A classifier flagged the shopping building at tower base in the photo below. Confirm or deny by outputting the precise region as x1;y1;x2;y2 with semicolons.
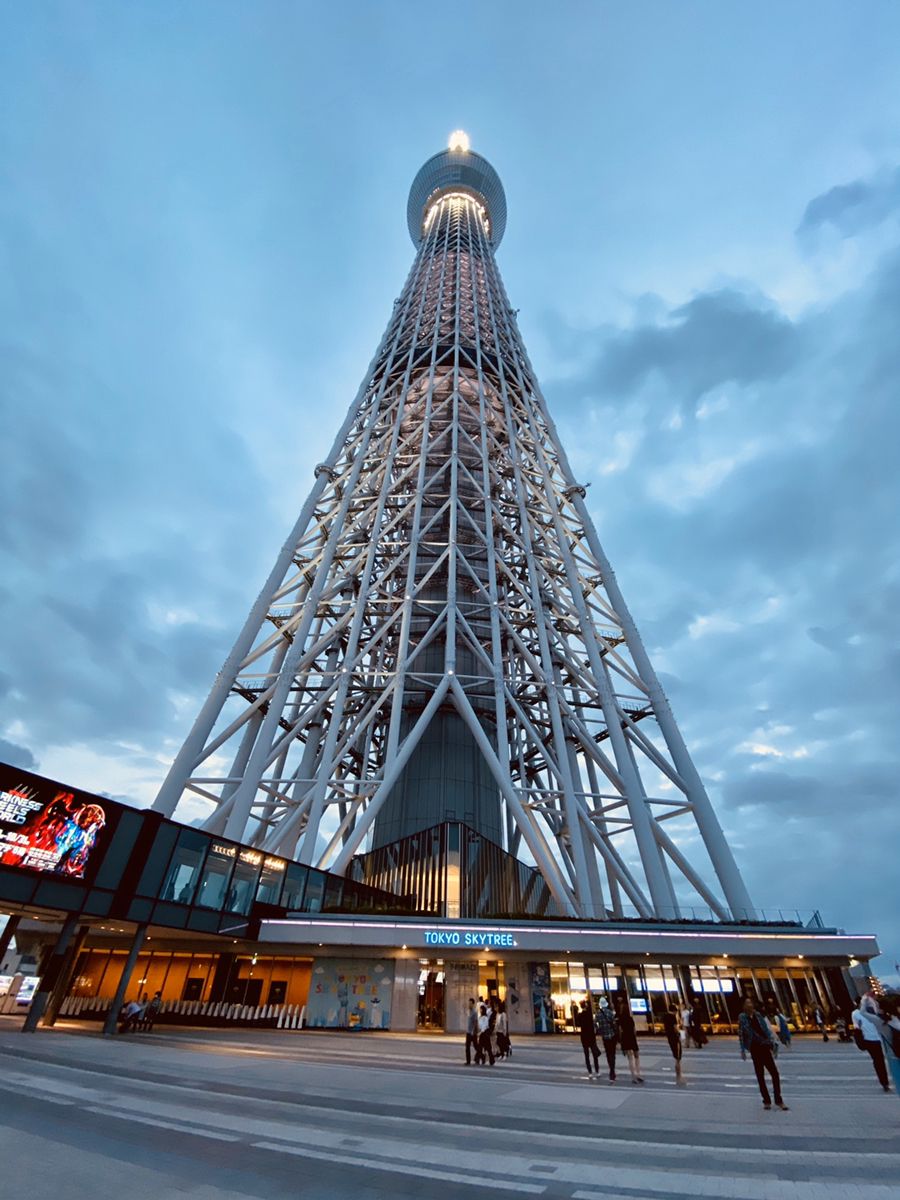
0;763;880;1038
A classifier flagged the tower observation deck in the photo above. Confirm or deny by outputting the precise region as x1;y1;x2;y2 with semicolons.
153;135;755;924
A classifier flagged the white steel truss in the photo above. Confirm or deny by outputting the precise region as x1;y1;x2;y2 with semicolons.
154;149;755;922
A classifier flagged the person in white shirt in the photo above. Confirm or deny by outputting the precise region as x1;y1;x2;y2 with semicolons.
852;993;890;1091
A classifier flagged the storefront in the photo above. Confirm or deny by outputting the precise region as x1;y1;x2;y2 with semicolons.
252;915;876;1036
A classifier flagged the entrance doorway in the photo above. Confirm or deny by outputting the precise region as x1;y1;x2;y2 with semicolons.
417;962;445;1030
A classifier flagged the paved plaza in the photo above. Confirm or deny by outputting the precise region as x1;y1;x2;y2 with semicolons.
0;1019;898;1199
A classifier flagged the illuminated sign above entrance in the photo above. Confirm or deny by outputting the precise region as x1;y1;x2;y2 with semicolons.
423;929;517;948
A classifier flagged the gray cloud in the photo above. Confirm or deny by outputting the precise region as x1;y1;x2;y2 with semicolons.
798;167;900;238
541;190;900;963
591;289;799;415
0;739;37;771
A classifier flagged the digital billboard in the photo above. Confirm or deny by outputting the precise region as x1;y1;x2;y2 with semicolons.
0;766;115;881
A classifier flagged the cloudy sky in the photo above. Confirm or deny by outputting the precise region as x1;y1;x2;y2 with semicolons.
2;3;899;977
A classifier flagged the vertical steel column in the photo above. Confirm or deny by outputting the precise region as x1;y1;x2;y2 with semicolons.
102;925;149;1037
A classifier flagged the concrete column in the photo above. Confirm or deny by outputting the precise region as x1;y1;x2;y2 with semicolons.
22;915;80;1032
390;958;419;1032
101;925;148;1037
43;924;91;1027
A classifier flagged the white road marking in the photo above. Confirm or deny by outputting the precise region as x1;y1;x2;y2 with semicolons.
83;1105;239;1141
250;1139;547;1193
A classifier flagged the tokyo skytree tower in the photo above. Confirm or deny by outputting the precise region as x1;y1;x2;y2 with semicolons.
154;133;754;923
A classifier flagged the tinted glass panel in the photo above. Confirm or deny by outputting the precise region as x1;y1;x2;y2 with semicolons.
128;898;153;922
225;848;262;914
33;879;85;910
323;876;343;910
160;829;208;905
136;823;179;896
256;855;287;906
195;841;236;910
93;810;143;890
152;901;189;928
281;864;307;909
304;869;325;913
83;890;113;915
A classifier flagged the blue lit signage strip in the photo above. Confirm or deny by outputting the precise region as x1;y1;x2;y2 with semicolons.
424;930;516;948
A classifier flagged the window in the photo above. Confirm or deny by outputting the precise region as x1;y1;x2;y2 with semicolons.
256;855;287;906
304;869;325;913
160;829;208;905
281;864;308;910
225;848;262;914
195;842;236;910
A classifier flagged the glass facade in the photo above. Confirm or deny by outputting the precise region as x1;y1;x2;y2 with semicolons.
350;821;564;919
530;958;847;1035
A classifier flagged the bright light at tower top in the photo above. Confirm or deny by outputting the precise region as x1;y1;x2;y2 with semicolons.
448;130;470;153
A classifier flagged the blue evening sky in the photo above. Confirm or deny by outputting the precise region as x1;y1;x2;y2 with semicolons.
2;3;899;978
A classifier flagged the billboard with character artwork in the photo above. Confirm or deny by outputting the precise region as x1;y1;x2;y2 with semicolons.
0;769;112;880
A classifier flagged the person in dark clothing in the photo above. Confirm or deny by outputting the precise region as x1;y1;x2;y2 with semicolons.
465;997;478;1064
577;999;601;1081
475;1004;495;1066
739;997;788;1111
688;1000;707;1048
661;1005;685;1085
595;998;619;1082
615;997;644;1083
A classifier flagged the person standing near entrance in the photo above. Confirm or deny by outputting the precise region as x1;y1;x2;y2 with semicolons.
852;993;890;1092
814;1004;829;1042
576;999;601;1081
465;997;478;1065
595;997;618;1082
661;1005;685;1085
739;996;789;1111
615;997;644;1084
475;1004;495;1066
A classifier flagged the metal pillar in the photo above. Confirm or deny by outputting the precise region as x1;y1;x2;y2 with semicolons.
43;924;90;1027
101;925;148;1038
22;914;79;1033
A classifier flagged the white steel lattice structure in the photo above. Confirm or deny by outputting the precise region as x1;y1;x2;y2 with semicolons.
154;137;755;922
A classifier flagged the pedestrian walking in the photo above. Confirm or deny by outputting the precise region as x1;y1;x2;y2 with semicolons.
576;998;601;1081
142;990;162;1031
688;1000;707;1049
495;1001;510;1059
852;992;891;1092
615;997;644;1084
813;1004;829;1042
764;998;791;1051
465;997;478;1064
680;1002;692;1048
661;1005;685;1085
882;996;900;1095
475;1003;495;1066
739;996;788;1111
595;997;618;1082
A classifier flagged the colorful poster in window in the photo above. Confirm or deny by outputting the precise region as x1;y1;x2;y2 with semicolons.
0;772;111;880
532;962;554;1033
306;958;393;1029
